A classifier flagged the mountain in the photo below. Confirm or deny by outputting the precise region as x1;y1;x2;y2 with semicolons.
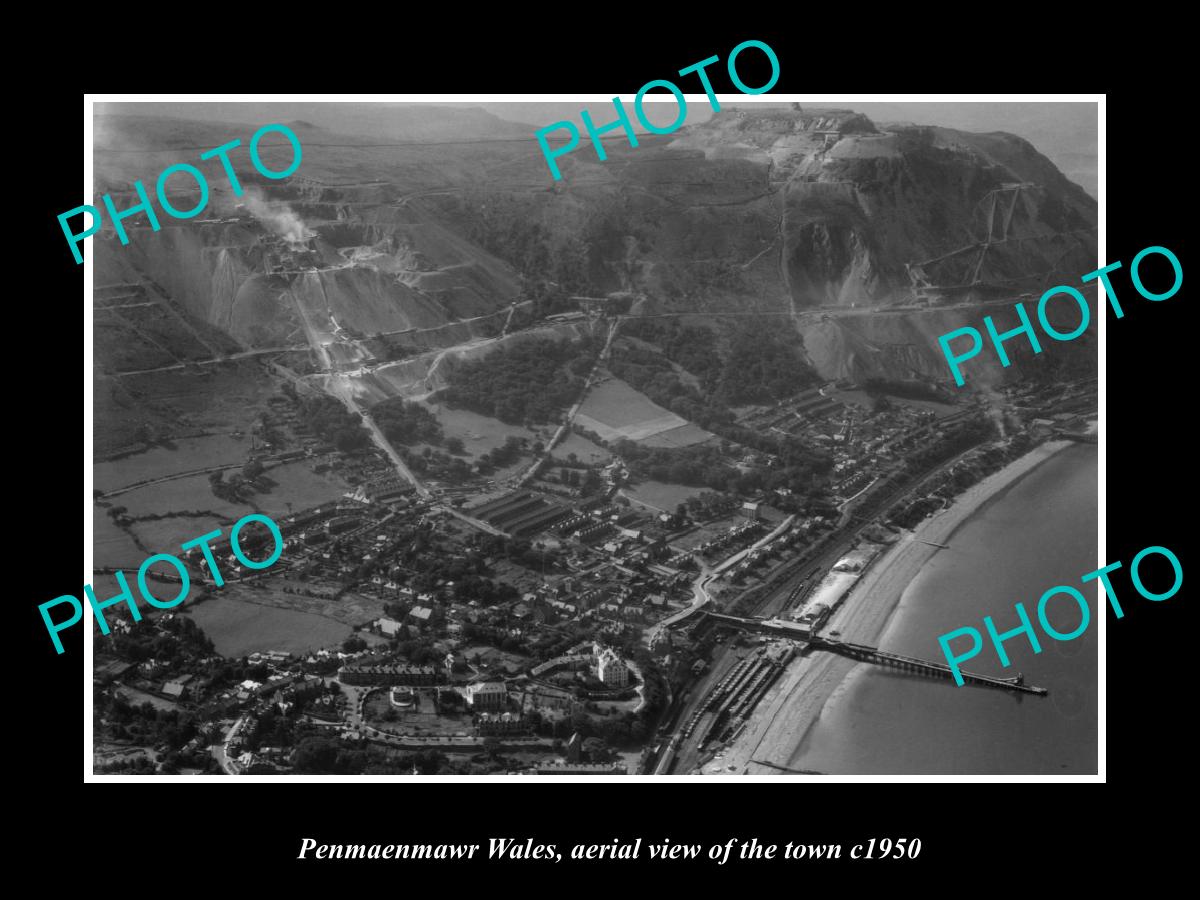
92;104;1096;413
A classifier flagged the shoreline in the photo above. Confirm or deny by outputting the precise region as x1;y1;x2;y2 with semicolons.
712;438;1082;775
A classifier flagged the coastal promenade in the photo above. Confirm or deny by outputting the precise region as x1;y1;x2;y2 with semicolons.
711;439;1077;775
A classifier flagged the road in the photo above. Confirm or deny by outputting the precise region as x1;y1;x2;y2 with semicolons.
647;515;795;644
102;345;312;378
215;715;248;776
648;571;715;643
357;407;432;500
515;315;622;488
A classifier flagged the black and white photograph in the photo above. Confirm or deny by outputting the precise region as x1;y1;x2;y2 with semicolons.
83;96;1101;778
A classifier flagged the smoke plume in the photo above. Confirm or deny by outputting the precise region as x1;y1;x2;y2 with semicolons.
979;386;1009;439
242;187;313;245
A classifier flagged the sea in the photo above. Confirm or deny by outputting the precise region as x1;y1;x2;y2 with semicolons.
787;443;1099;774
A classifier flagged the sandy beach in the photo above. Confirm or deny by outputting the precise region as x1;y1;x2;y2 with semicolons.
709;439;1078;775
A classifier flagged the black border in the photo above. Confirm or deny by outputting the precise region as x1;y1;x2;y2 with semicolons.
21;23;1192;885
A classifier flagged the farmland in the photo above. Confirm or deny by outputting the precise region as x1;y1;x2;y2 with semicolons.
183;594;356;658
94;507;147;569
621;480;709;513
94;433;252;493
636;422;715;448
574;375;696;444
249;460;353;518
129;514;234;558
115;473;254;519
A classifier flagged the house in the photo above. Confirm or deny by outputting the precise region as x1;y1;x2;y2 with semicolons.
93;658;135;685
465;681;508;710
374;616;404;637
161;674;194;701
475;711;526;735
597;649;630;688
337;664;439;686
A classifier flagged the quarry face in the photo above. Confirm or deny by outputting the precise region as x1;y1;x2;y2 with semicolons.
95;105;1095;403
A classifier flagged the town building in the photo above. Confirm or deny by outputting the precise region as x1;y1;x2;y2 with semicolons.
597;649;629;688
465;681;509;710
337;664;440;686
475;711;525;734
374;616;404;637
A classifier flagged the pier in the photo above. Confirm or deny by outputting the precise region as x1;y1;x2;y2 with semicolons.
809;637;1048;696
702;612;1048;696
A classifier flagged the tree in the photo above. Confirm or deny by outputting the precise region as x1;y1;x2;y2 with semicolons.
293;738;340;773
581;470;603;495
582;736;612;763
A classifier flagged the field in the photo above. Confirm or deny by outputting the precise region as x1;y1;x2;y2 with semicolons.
636;422;715;448
250;460;352;517
622;480;709;513
94;363;280;456
101;459;349;542
419;400;550;459
551;431;611;465
94;433;253;493
94;508;147;569
183;594;355;658
116;473;254;519
129;514;233;558
574;375;693;443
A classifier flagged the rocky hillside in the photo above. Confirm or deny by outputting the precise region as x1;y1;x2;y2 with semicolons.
92;105;1096;392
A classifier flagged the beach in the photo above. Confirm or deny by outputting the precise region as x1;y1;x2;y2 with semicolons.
710;439;1078;775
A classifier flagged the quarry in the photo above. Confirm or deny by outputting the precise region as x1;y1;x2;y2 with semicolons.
65;123;304;264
